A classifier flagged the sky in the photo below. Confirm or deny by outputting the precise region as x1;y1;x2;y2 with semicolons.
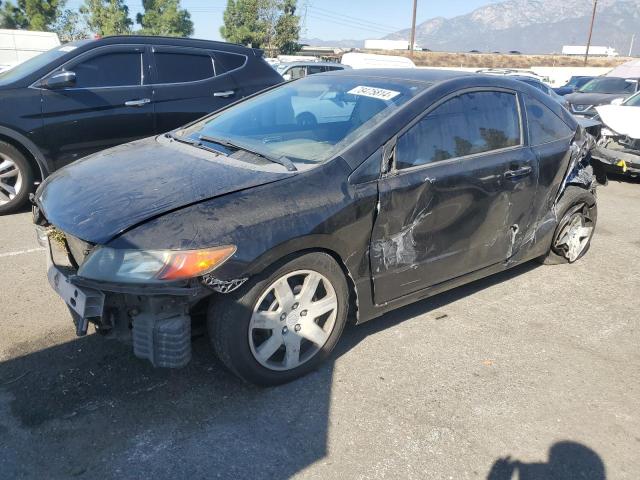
64;0;501;41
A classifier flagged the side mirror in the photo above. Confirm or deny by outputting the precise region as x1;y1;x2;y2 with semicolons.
610;97;625;106
282;73;291;81
43;71;76;89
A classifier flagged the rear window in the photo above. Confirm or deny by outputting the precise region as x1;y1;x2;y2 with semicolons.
525;95;573;145
579;77;638;94
154;52;214;83
214;51;246;73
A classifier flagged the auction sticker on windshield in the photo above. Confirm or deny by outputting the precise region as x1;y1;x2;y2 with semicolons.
348;86;401;101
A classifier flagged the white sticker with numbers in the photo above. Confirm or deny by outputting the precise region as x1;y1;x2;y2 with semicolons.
347;85;400;101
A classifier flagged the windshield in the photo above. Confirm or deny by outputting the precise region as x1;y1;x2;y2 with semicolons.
578;77;638;94
624;92;640;106
181;76;426;166
0;41;87;84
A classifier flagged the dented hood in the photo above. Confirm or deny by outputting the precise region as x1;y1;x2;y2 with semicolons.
38;136;294;244
595;104;640;139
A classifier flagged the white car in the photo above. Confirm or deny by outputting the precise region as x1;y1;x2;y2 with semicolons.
593;92;640;176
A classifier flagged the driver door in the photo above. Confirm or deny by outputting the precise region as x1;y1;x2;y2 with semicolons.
370;89;538;304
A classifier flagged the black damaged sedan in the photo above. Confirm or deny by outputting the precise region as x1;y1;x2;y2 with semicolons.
33;70;599;385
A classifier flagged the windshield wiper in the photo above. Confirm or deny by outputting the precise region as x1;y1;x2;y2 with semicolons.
198;134;297;172
166;131;239;156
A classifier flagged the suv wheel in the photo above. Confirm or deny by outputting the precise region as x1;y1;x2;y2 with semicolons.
0;142;34;215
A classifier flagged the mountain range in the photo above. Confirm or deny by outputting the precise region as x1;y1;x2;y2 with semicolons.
305;0;640;56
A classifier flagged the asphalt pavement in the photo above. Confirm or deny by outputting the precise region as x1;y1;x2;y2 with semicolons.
0;178;639;479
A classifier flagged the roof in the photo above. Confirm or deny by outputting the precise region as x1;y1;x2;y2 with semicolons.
89;35;256;54
320;68;473;84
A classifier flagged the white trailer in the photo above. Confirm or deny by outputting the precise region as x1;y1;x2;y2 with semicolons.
561;45;619;57
341;52;416;69
0;29;60;71
364;39;420;51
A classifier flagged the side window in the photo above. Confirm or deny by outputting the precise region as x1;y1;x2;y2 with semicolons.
213;51;246;73
288;66;306;79
396;91;521;169
525;95;573;145
306;65;324;75
154;52;214;83
72;52;141;88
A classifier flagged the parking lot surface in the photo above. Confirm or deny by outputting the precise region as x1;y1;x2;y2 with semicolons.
0;179;639;479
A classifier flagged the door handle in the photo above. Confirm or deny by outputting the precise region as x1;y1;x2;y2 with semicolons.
213;90;235;98
504;165;532;179
124;98;151;107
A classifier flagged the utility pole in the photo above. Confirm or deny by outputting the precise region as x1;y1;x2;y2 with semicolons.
629;33;636;57
409;0;418;57
584;0;598;65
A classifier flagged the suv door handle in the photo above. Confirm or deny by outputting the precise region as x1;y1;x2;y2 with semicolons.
505;166;533;179
213;90;235;98
124;98;151;107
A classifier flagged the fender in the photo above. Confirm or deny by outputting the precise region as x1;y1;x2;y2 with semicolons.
0;126;50;180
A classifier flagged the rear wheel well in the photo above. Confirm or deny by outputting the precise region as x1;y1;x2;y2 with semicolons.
0;134;43;183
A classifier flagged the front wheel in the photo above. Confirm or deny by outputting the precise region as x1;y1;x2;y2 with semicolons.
0;141;34;215
539;186;597;265
208;252;349;386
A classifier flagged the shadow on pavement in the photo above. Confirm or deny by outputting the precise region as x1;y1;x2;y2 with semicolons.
0;261;538;479
487;441;606;480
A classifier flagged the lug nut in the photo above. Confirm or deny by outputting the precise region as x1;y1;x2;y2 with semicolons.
300;310;307;317
294;324;301;332
292;302;299;310
280;313;287;321
282;326;288;335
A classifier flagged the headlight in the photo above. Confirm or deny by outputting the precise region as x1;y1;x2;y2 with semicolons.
77;245;236;283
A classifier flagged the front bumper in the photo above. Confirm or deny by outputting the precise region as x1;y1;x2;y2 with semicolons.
592;145;640;176
38;228;197;368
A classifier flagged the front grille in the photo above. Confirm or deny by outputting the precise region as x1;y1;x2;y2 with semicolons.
571;104;593;113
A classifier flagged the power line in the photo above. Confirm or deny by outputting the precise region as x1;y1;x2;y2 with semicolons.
307;5;405;32
305;12;399;36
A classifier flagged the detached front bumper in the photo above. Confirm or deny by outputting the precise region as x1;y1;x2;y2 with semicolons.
37;226;198;369
592;145;640;176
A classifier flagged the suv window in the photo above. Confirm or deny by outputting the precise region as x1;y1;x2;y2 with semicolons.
213;51;246;73
525;95;573;145
154;52;214;83
396;91;521;169
73;52;141;88
287;66;306;80
307;65;324;75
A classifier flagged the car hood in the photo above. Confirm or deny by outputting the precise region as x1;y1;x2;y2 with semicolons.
38;136;296;244
565;92;625;105
595;105;640;139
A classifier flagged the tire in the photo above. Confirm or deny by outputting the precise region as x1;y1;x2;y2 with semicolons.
0;141;34;215
208;252;349;386
538;186;597;265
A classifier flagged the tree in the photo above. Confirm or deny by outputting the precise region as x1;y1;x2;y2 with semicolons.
0;0;64;31
273;0;299;54
80;0;132;36
53;9;90;41
220;0;300;54
136;0;193;37
219;0;263;47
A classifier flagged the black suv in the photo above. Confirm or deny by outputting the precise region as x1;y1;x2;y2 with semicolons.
0;35;283;213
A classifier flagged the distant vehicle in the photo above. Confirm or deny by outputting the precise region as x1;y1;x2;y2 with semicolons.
341;52;416;69
0;29;60;71
508;50;522;55
0;35;283;214
565;77;640;117
562;45;618;57
553;76;597;96
276;61;350;81
469;50;481;53
478;70;568;108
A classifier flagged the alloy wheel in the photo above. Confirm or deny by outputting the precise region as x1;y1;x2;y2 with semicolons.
554;206;594;263
248;269;338;371
0;154;22;206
